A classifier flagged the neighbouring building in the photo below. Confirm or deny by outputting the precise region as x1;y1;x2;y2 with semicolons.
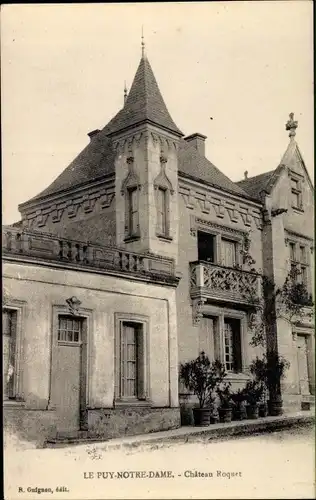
3;43;314;445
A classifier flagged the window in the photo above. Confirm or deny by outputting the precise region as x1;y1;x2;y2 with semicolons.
300;246;306;264
116;319;147;401
156;187;167;236
58;315;82;343
290;177;302;210
223;318;242;373
3;309;17;400
222;239;237;267
127;187;139;237
289;242;296;261
198;231;216;262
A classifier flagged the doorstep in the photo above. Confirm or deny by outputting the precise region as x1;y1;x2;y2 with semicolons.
44;411;314;450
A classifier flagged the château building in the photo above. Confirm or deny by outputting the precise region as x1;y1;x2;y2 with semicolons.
3;42;314;445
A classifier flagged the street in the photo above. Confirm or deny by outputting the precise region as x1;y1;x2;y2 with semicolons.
4;425;315;500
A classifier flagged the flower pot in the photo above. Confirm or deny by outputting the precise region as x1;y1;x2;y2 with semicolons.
246;403;259;419
268;399;283;416
218;407;232;423
259;402;268;417
301;401;311;411
193;408;211;426
233;405;247;421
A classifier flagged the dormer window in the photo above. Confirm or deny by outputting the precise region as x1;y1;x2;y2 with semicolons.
290;177;303;210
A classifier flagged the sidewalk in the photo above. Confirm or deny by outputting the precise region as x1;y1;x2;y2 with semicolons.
45;410;314;451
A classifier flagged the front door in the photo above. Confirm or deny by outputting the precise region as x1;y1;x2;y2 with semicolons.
53;315;87;432
297;335;310;396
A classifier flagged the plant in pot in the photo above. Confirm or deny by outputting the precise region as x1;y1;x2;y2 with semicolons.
265;352;290;416
180;352;226;426
244;380;263;419
216;382;233;423
231;388;247;421
249;357;269;417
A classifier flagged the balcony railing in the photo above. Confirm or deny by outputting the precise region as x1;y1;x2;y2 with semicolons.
2;227;177;282
190;261;261;306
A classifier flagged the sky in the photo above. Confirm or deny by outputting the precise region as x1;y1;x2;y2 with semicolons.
1;2;314;224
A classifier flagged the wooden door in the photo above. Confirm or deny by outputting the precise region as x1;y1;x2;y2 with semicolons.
53;316;87;432
297;335;310;396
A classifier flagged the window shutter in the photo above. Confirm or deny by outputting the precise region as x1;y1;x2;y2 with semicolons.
136;326;145;400
233;320;242;372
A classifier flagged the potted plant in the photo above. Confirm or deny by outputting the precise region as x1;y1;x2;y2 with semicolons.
249;357;269;417
265;352;290;416
180;352;226;426
244;380;263;419
231;388;247;420
217;382;233;423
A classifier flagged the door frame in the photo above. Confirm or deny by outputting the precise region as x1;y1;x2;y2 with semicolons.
49;303;93;430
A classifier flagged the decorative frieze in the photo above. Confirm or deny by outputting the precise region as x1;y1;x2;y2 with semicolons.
22;184;115;229
180;184;263;230
190;215;246;238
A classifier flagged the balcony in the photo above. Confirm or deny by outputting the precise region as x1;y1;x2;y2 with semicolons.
190;261;261;308
2;227;179;286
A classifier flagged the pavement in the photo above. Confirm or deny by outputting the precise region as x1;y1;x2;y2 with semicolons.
44;410;314;451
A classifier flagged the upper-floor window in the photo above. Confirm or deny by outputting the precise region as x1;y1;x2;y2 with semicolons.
156;187;168;236
3;309;17;401
222;238;237;268
127;187;139;237
289;242;296;261
288;240;310;287
197;231;216;262
290;177;303;210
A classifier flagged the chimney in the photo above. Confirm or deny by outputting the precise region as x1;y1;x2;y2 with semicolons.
244;171;248;180
184;133;207;156
88;129;101;141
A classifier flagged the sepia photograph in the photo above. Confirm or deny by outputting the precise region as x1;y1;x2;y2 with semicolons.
2;2;314;499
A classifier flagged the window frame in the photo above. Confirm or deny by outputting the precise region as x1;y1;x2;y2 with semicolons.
290;174;303;211
2;300;26;403
114;313;150;405
199;305;248;379
125;185;140;240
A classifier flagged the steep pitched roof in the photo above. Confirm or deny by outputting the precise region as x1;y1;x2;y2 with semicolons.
237;135;314;200
236;170;275;199
179;140;251;198
103;54;183;137
21;131;116;205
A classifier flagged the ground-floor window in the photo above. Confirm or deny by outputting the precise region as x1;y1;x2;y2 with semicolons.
3;309;17;400
115;315;148;402
223;318;242;372
200;313;243;373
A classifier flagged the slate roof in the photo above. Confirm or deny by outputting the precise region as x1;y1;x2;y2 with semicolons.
22;131;116;204
178;140;249;198
103;54;183;137
20;53;254;207
236;170;275;200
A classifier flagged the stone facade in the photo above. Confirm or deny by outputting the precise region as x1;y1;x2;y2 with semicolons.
3;49;314;445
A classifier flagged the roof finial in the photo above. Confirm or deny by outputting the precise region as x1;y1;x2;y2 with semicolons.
124;81;128;105
141;25;145;57
285;112;298;139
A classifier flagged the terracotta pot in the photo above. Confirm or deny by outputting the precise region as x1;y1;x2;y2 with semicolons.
268;399;283;416
218;407;232;423
246;403;259;419
259;403;268;417
233;405;247;421
193;408;211;426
